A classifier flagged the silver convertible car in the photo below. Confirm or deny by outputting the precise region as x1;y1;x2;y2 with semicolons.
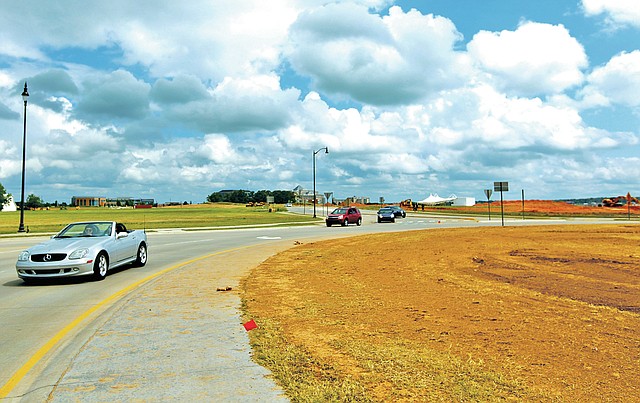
16;221;148;283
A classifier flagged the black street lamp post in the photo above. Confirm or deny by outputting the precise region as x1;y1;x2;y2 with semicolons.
312;147;328;218
18;82;29;233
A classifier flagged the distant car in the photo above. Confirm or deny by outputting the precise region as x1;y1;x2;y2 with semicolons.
387;205;406;218
16;221;148;283
377;207;396;223
326;207;362;227
285;202;292;207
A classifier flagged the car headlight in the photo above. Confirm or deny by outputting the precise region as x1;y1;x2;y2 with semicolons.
69;248;89;260
18;251;30;261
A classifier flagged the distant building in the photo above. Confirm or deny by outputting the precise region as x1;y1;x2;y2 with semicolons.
71;196;106;207
106;197;155;207
452;197;476;207
293;185;305;199
71;196;154;207
293;185;327;205
345;196;370;205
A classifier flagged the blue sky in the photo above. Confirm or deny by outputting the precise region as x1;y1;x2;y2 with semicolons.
0;0;639;204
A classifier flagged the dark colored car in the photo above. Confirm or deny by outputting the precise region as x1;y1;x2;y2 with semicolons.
377;207;396;223
326;207;362;227
387;205;406;218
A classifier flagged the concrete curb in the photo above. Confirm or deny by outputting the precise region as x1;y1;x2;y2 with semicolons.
47;243;293;402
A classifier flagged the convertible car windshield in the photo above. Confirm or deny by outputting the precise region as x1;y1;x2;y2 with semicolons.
56;222;112;238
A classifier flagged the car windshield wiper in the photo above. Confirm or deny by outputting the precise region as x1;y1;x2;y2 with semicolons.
55;235;71;238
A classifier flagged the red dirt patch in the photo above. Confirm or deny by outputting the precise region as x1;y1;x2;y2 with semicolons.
416;199;639;216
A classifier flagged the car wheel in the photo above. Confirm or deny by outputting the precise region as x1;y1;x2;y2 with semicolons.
377;218;381;223
402;213;406;218
391;217;395;223
326;222;332;227
342;219;348;226
134;243;147;267
93;252;109;281
356;217;362;226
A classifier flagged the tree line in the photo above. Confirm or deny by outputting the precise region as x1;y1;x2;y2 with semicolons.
206;189;295;204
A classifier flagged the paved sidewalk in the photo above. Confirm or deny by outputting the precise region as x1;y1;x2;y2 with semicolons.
48;244;291;402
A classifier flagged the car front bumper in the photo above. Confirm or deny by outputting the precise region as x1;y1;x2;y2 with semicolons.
16;259;95;279
377;215;395;222
325;217;344;225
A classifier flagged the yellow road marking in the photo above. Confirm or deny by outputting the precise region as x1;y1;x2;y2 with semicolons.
0;246;246;399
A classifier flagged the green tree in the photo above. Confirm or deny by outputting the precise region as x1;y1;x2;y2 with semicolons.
272;190;295;204
207;190;253;203
253;190;271;203
0;182;7;211
207;192;224;202
229;190;252;203
208;189;295;204
25;194;43;209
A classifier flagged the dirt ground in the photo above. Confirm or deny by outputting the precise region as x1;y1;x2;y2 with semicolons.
244;224;640;401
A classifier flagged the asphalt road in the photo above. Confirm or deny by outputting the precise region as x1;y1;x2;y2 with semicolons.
0;210;621;399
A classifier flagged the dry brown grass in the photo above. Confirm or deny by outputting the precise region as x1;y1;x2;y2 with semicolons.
242;225;640;401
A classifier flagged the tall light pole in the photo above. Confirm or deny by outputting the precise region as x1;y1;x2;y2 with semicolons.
18;82;29;233
313;146;328;218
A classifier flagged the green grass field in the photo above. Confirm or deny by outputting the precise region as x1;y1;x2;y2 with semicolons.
0;204;318;234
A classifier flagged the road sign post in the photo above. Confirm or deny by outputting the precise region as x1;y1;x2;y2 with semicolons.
493;181;509;227
324;192;333;216
484;189;492;221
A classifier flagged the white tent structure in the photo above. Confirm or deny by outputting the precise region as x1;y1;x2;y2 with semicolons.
2;195;17;212
416;193;457;206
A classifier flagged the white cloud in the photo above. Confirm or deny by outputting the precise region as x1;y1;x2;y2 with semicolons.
288;4;468;105
31;128;120;161
0;140;20;178
467;22;587;96
582;0;640;28
150;75;209;105
75;70;151;120
199;134;241;164
465;84;633;151
580;50;640;108
167;74;300;133
0;1;298;80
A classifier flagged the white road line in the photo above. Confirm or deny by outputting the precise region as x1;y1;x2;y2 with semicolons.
166;239;214;246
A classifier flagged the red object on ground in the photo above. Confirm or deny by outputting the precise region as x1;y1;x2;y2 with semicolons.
243;319;258;331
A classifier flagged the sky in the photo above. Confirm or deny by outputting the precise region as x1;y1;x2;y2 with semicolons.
1;0;640;204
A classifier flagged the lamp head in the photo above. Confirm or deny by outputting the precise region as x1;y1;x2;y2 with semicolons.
325;147;329;154
21;82;29;102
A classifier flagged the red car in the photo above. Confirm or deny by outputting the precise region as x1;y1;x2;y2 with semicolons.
326;207;362;227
